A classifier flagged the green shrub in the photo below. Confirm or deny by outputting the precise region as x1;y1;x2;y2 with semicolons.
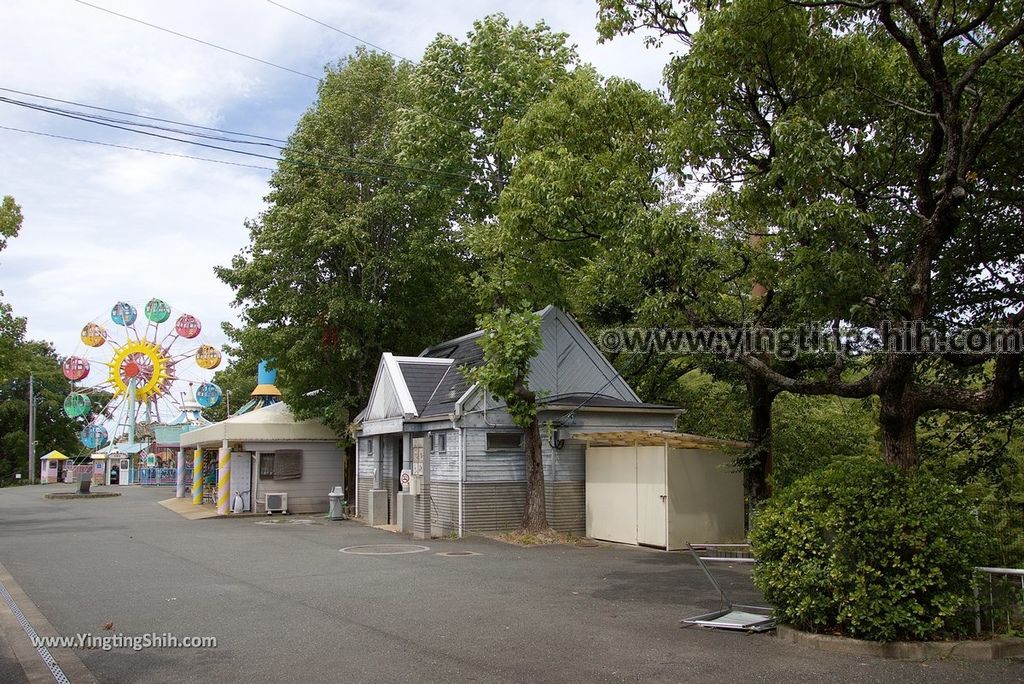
750;458;989;641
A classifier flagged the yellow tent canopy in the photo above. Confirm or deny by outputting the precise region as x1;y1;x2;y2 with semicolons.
41;450;69;461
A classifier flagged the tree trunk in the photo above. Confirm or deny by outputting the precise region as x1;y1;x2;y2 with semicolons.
879;393;919;469
746;375;777;503
520;415;550;532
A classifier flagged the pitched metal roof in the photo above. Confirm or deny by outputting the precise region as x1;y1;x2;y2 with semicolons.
540;393;679;412
416;330;485;417
396;359;455;415
360;305;675;423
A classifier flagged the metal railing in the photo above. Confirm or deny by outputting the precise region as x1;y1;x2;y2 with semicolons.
978;502;1024;569
976;566;1024;636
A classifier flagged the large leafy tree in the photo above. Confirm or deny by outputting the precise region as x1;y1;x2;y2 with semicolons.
398;14;578;221
217;50;476;430
0;341;82;482
398;15;579;531
477;68;673;526
597;0;1024;469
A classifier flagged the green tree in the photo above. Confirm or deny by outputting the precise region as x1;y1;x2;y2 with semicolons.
216;50;477;431
466;308;548;530
597;0;1024;469
0;341;82;482
398;14;578;222
400;15;580;531
0;195;22;253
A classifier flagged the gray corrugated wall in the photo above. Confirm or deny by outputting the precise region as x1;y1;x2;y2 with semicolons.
357;475;373;518
357;439;372;476
430;482;459;537
461;428;586;483
430;429;459;482
461;482;584;534
249;444;344;514
357;475;395;521
459;407;677;485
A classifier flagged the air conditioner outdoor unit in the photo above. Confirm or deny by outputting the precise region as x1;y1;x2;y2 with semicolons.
265;492;288;515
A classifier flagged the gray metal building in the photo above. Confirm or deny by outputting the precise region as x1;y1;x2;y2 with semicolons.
353;305;680;537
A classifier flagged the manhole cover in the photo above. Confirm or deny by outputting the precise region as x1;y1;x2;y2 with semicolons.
437;551;480;557
340;544;430;555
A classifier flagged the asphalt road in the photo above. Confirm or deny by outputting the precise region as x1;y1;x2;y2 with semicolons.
0;484;1020;683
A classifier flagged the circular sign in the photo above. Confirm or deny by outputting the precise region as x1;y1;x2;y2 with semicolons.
400;471;411;487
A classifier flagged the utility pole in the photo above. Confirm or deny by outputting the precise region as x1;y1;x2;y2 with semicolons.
27;373;35;484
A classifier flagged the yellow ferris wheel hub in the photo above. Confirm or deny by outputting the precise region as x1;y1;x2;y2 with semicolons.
106;339;173;402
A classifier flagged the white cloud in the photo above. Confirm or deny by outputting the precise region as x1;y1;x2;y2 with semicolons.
0;0;671;367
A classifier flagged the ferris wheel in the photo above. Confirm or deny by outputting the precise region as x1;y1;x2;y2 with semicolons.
61;299;225;450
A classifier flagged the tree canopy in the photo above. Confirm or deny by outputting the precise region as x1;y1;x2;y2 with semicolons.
597;0;1024;468
216;49;477;431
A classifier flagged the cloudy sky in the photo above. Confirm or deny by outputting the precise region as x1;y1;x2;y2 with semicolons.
0;0;670;375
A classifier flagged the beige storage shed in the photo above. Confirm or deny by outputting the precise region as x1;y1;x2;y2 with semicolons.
576;431;748;549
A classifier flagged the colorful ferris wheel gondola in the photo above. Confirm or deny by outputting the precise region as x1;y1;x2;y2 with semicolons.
62;298;226;449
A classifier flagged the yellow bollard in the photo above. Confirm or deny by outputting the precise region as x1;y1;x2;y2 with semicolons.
192;450;203;505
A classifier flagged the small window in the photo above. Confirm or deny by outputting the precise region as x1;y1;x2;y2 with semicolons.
486;432;523;450
431;432;447;453
361;438;373;457
259;450;303;480
259;454;275;480
274;450;302;480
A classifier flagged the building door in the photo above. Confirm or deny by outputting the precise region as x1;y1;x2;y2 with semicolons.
636;446;667;547
230;452;252;511
390;436;402;524
585;446;637;544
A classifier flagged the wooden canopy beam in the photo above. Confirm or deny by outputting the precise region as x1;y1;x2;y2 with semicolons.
569;430;751;450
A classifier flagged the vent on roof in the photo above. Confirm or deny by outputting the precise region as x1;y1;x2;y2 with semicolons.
429;344;457;358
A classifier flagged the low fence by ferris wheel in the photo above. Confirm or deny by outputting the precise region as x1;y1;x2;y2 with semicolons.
134;467;179;486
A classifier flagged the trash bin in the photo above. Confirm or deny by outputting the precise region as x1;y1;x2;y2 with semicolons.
328;486;346;521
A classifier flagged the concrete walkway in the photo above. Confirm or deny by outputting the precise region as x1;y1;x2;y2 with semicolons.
157;497;219;520
0;484;1020;683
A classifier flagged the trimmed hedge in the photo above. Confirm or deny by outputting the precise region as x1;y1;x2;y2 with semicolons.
750;458;988;641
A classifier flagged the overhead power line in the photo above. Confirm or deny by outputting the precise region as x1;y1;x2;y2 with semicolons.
73;2;481;134
0;124;276;171
73;0;320;81
0;90;482;184
0;86;284;142
0;111;489;195
265;0;414;64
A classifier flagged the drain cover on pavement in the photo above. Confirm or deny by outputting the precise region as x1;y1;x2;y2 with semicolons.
339;544;430;555
437;551;480;557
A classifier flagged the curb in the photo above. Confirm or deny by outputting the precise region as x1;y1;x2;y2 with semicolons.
777;625;1024;661
0;562;98;683
43;492;121;500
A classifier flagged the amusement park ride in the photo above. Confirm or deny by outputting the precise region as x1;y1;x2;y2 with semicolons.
61;299;225;476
